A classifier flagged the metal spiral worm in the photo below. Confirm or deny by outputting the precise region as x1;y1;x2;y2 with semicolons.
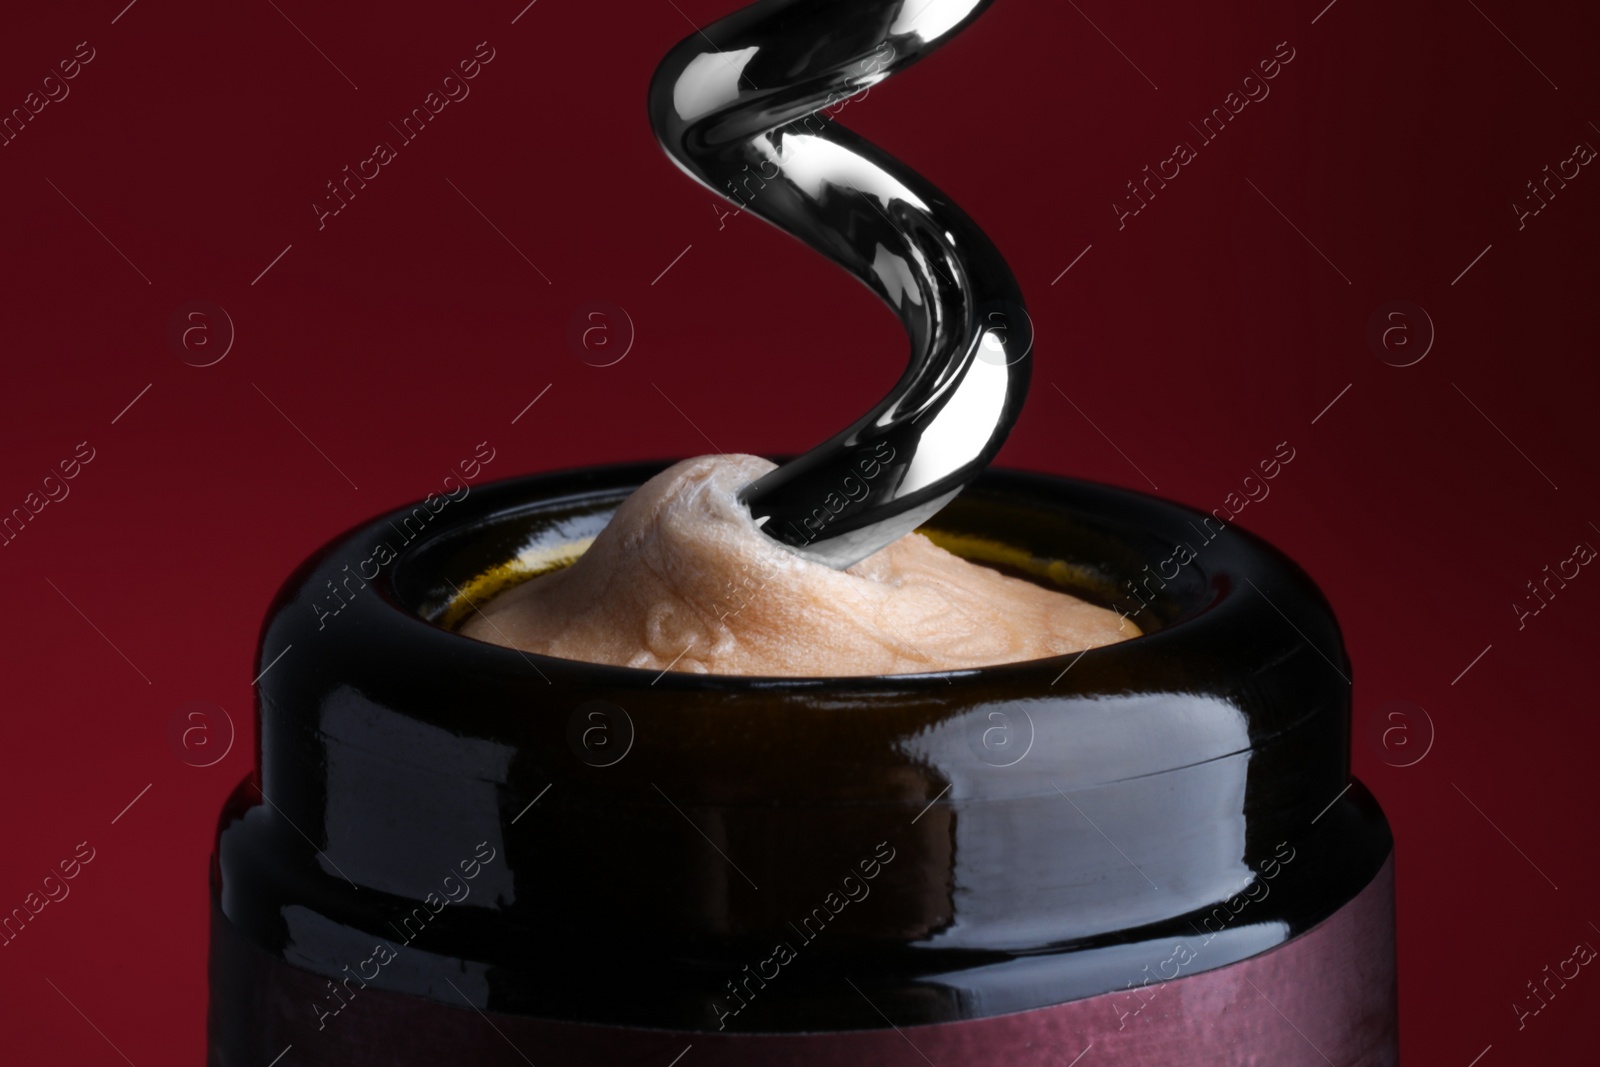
649;0;1031;569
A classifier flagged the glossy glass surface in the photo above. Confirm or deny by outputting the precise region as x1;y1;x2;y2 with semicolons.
212;462;1391;1032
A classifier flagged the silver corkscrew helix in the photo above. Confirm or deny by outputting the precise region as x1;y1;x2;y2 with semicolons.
649;0;1031;569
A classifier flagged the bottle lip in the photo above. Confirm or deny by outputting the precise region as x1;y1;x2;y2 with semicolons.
253;458;1351;805
260;456;1346;689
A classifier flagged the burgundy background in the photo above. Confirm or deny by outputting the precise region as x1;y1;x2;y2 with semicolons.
1;0;1596;1063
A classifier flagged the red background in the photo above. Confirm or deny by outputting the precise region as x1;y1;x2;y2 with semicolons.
2;0;1596;1062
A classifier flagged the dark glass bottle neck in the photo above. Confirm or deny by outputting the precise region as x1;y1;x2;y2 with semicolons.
214;462;1388;1031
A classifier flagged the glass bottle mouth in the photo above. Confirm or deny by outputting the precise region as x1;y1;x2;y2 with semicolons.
385;458;1297;679
223;460;1384;1031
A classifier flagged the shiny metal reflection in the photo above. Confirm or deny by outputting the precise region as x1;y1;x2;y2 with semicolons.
649;0;1031;568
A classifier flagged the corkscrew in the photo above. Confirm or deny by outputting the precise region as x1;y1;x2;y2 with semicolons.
649;0;1030;569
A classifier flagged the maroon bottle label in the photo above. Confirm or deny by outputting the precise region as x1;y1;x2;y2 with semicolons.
210;856;1395;1066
